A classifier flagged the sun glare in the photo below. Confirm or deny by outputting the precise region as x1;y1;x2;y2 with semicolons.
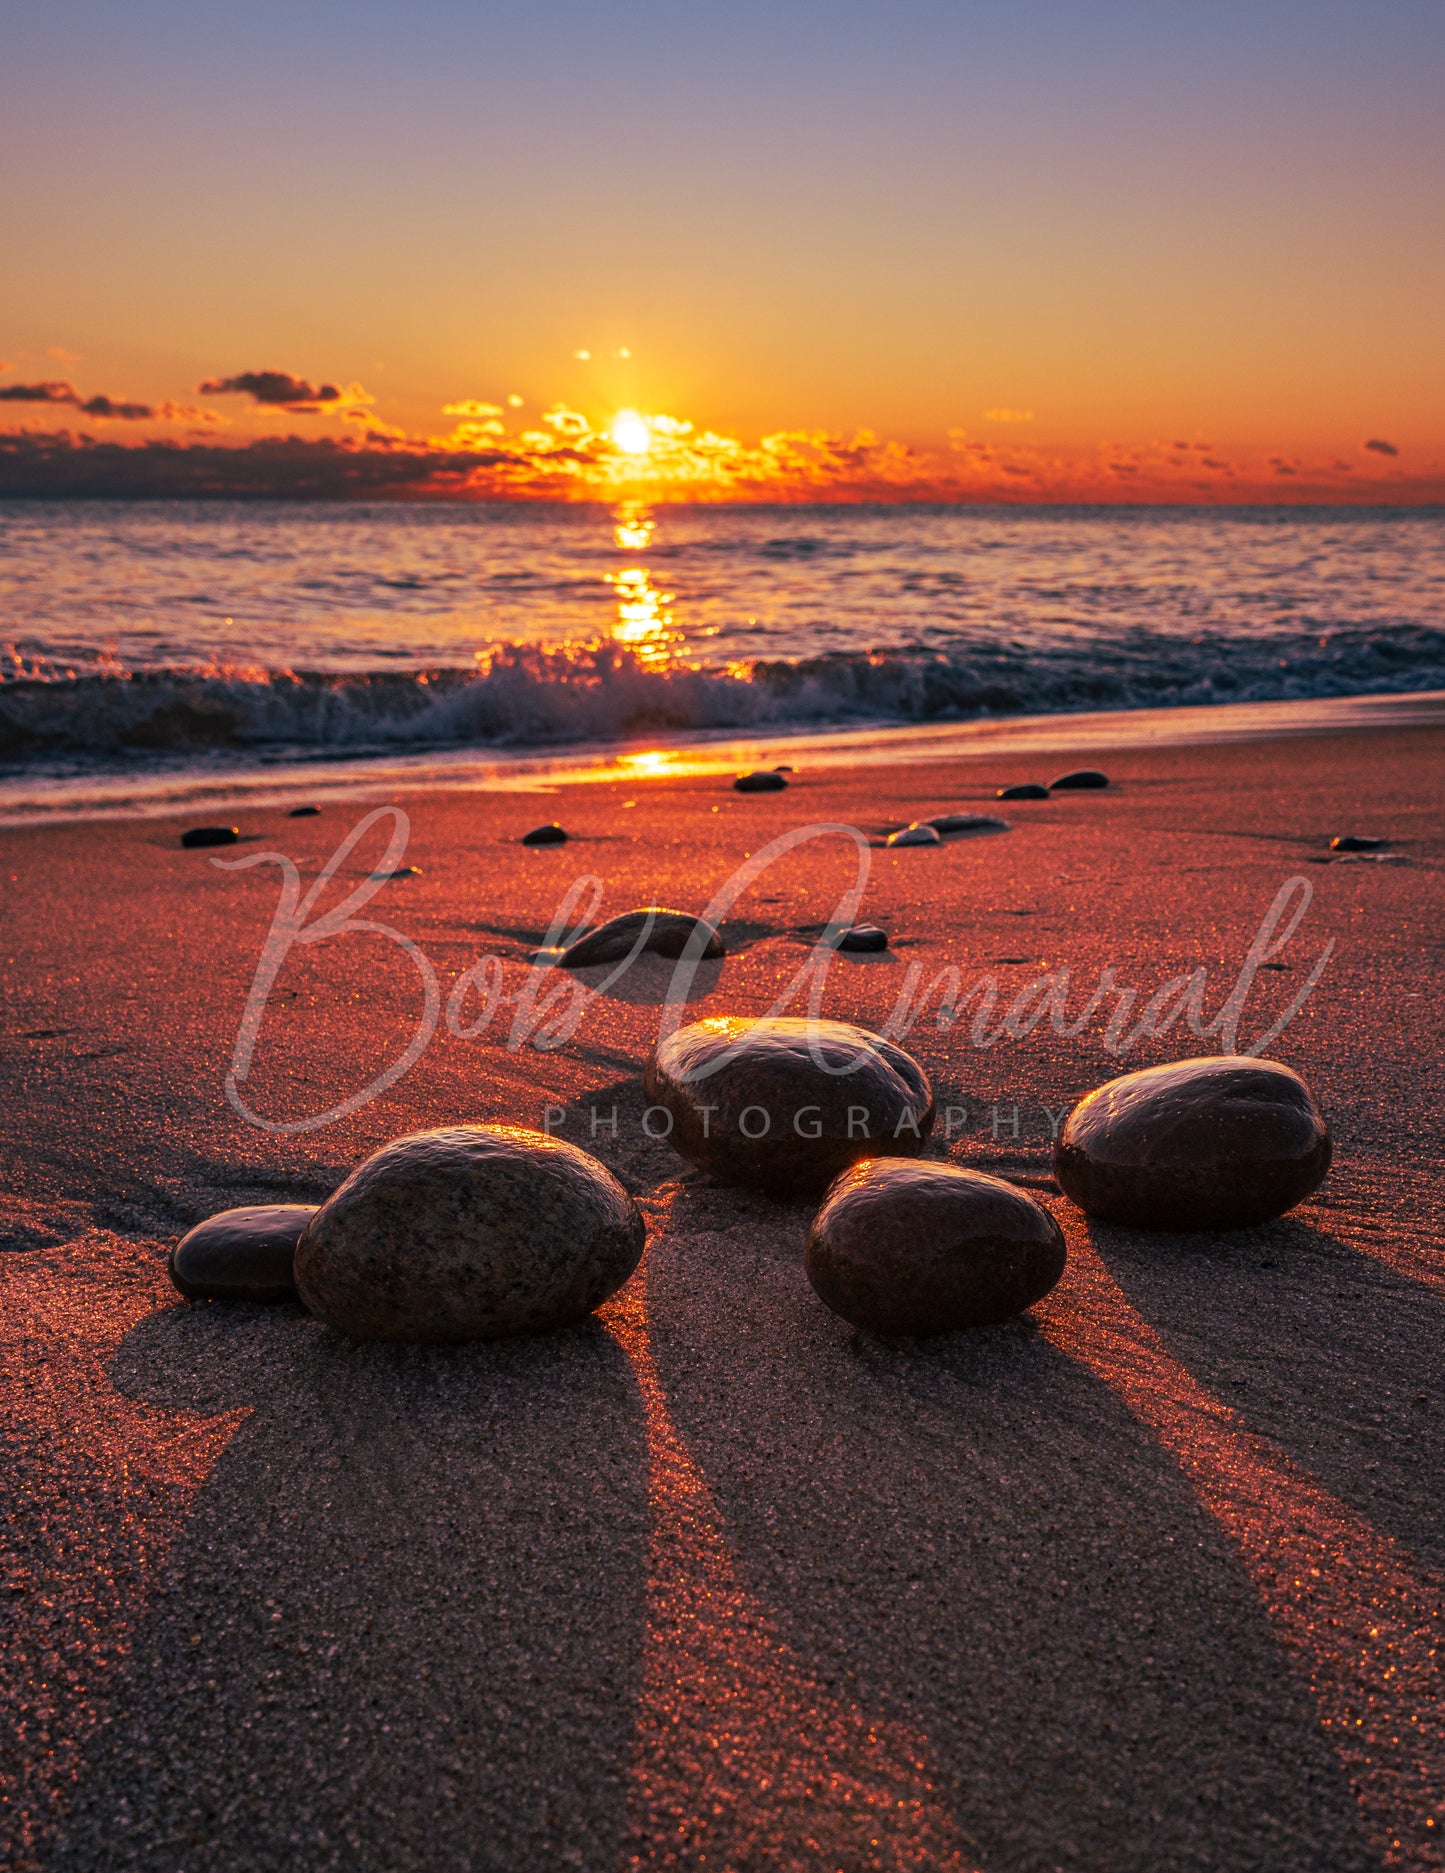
612;410;651;456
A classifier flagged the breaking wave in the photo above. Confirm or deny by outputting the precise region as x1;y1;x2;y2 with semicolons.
3;623;1445;768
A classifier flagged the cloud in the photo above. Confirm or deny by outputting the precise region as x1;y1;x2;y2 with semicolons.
48;345;83;363
198;370;343;410
0;380;152;418
1363;438;1399;457
982;409;1034;423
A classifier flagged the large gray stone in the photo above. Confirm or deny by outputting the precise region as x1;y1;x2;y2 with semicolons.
1053;1056;1331;1231
294;1125;645;1343
805;1159;1066;1335
169;1204;314;1304
556;907;724;968
643;1016;933;1198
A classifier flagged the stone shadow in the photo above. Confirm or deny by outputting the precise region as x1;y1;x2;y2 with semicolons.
641;1184;1378;1873
46;1300;649;1873
1088;1211;1445;1572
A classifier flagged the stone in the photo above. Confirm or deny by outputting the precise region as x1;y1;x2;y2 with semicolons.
926;813;1011;835
643;1016;934;1198
996;784;1048;801
734;770;788;792
287;805;321;818
180;826;239;848
1330;835;1388;852
557;907;725;968
168;1204;315;1304
1049;769;1109;791
521;822;568;845
835;924;888;952
377;865;421;879
1053;1056;1332;1231
773;764;795;773
887;823;942;847
295;1125;644;1343
805;1159;1066;1335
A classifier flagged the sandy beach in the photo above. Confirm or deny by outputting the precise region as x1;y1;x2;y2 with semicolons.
2;716;1443;1872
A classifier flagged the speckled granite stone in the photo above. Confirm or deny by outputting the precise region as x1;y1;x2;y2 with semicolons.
557;907;725;968
643;1016;933;1198
805;1158;1066;1334
168;1205;314;1303
1053;1056;1332;1231
294;1125;645;1342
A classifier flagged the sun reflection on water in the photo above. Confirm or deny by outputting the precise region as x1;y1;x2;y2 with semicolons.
607;505;680;666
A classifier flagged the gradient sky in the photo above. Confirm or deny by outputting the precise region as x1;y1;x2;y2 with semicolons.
4;0;1443;498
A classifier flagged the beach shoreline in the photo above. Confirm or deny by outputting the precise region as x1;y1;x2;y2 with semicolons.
2;716;1443;1870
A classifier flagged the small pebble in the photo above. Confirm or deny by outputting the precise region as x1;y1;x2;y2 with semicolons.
522;823;568;845
180;826;239;849
169;1205;315;1304
1049;769;1109;791
295;1125;644;1343
773;764;795;773
734;770;788;793
887;823;942;847
644;1015;933;1197
834;924;889;952
805;1159;1066;1335
287;805;321;818
1330;835;1388;852
1054;1055;1331;1230
557;907;725;968
375;865;421;879
926;813;1011;835
996;784;1049;801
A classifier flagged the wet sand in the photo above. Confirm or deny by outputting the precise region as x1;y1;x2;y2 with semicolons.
2;722;1443;1871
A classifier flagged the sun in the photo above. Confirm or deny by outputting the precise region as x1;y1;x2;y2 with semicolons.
611;409;651;456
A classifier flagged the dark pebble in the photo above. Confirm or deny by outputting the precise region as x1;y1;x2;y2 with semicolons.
887;823;942;847
180;826;239;849
805;1159;1066;1335
375;865;421;879
295;1125;644;1343
1054;1055;1332;1231
287;805;321;818
773;764;795;773
1049;769;1109;791
643;1015;933;1198
1330;835;1388;852
996;784;1049;801
734;770;788;792
926;813;1011;835
835;924;889;952
168;1204;315;1303
522;822;568;845
557;907;725;968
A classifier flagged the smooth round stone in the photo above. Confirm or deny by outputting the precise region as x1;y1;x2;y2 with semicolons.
887;823;942;847
926;813;1011;835
180;825;239;848
295;1125;644;1343
1331;835;1388;852
1053;1056;1331;1231
557;907;725;968
835;923;888;952
287;804;321;818
996;783;1049;801
806;1159;1066;1335
734;770;788;793
169;1204;315;1303
643;1016;934;1197
522;822;568;845
1049;769;1109;791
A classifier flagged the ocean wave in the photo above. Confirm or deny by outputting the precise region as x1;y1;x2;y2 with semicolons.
2;624;1444;766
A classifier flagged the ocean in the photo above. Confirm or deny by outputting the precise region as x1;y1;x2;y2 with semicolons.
2;500;1442;814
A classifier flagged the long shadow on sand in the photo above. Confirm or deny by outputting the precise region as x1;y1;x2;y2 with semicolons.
641;1184;1379;1873
47;1303;649;1873
1088;1212;1445;1573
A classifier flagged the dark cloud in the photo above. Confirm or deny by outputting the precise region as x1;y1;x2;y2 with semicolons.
0;381;79;404
0;381;153;419
0;431;500;500
1363;438;1399;457
198;370;342;409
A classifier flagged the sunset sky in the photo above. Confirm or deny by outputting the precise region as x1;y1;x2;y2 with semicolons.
4;0;1443;500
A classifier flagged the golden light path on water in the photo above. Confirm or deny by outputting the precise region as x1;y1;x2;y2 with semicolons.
607;505;683;669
